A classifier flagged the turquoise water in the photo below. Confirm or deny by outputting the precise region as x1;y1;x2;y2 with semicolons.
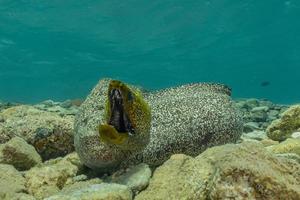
0;0;299;103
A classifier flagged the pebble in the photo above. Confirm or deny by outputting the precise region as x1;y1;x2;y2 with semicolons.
291;132;300;139
110;163;152;194
251;106;269;112
243;122;261;133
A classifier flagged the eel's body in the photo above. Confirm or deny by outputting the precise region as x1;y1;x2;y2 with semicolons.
74;79;243;172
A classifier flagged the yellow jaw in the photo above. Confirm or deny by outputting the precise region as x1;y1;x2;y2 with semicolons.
98;79;151;150
99;124;128;145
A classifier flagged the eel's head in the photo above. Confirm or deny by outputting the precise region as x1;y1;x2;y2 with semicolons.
99;80;151;151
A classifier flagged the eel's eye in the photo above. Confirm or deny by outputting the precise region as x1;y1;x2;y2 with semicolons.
127;91;134;102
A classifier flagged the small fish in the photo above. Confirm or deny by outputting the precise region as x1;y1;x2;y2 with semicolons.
260;81;270;87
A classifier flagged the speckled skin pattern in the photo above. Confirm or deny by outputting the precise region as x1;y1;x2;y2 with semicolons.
74;78;243;172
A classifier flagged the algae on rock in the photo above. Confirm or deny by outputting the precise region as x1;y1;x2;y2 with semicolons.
267;105;300;141
0;137;42;170
25;155;79;199
267;138;300;156
0;164;26;198
0;105;74;160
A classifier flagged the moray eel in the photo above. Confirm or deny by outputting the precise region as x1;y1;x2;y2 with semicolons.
99;80;151;150
74;78;243;172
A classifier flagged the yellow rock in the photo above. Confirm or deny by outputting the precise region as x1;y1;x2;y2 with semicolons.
267;105;300;141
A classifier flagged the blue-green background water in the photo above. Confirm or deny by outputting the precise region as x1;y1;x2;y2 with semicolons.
0;0;299;104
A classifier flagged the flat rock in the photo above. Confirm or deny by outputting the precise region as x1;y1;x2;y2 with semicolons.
0;164;26;198
251;106;269;112
0;105;74;160
45;183;133;200
0;137;42;170
241;130;267;141
243;122;261;133
136;142;300;200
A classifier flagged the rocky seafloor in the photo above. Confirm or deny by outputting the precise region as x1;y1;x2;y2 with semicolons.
0;98;300;200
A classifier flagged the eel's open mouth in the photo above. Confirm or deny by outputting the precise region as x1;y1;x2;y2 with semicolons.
108;88;135;135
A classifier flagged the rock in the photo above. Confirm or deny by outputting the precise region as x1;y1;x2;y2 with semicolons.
0;101;19;112
136;142;300;200
68;99;83;107
236;99;284;128
259;100;273;108
260;138;279;147
74;79;243;172
0;164;26;197
0;105;74;160
267;138;300;156
60;100;73;109
3;193;36;200
245;99;259;109
267;105;300;141
235;101;248;109
62;178;102;192
35;104;78;116
241;130;267;141
71;174;88;182
45;183;133;200
243;122;261;133
135;154;207;200
261;122;271;129
279;107;289;114
0;137;42;170
45;106;66;113
292;132;300;139
110;163;152;194
61;152;84;172
250;108;268;122
251;106;269;112
25;156;79;199
275;153;300;164
41;100;57;107
268;109;279;120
